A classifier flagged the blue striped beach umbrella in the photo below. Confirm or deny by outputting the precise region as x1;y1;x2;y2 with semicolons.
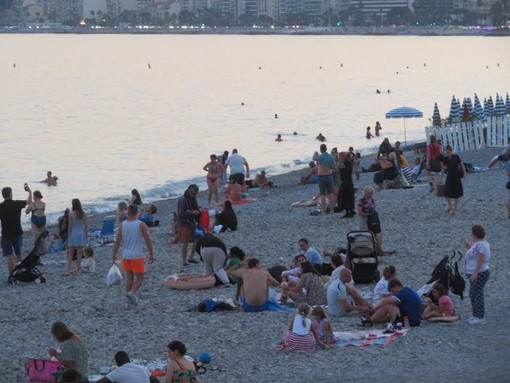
487;96;494;116
494;94;506;116
505;92;510;112
464;97;473;114
432;102;441;126
449;96;460;123
473;93;484;121
385;106;423;145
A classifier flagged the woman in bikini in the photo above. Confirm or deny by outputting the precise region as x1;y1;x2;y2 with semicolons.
25;190;46;242
165;340;199;383
203;154;224;206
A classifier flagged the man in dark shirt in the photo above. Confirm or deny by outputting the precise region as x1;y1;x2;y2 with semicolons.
0;185;32;274
196;233;230;285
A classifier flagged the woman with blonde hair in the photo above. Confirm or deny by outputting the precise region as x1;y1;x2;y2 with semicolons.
357;185;384;256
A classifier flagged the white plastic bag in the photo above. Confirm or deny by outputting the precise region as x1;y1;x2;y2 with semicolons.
106;264;122;287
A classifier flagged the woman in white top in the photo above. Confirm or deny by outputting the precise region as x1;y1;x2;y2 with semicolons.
463;224;491;325
372;265;397;306
282;303;324;352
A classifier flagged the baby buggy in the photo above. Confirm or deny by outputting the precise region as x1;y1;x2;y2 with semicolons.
8;231;48;285
345;230;380;284
419;250;465;300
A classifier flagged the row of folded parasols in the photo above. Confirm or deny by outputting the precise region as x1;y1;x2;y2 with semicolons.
433;92;510;125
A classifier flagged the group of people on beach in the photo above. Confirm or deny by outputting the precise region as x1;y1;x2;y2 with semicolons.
46;321;195;383
0;134;504;378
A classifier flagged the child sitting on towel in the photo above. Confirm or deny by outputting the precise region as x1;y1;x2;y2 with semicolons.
81;246;96;273
281;303;324;352
312;306;336;345
423;283;454;319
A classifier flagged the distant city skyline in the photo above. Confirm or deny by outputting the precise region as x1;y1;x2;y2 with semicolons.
1;0;508;27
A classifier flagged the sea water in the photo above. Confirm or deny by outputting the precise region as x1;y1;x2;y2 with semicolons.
0;34;508;227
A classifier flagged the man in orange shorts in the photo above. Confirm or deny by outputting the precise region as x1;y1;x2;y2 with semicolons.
112;204;154;306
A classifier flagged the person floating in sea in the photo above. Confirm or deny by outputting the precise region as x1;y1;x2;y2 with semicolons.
274;113;278;119
366;127;374;140
41;171;58;186
376;89;381;94
375;121;382;137
316;133;326;142
275;134;282;142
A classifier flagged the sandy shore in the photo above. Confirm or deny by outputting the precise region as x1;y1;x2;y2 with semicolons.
3;146;509;382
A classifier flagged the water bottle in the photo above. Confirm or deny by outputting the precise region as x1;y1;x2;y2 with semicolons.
403;316;410;329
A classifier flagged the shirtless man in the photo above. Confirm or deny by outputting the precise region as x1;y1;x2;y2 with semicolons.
299;161;319;185
41;171;58;186
313;144;336;214
246;170;269;188
229;258;279;312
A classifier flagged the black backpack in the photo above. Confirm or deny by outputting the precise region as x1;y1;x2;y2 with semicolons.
449;251;466;300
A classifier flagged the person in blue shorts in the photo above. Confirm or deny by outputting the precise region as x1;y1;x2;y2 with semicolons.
229;258;279;312
313;144;337;214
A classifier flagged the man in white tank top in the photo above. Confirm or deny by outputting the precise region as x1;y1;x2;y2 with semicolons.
112;204;154;306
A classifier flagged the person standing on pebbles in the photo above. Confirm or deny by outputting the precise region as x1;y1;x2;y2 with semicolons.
0;184;32;274
113;204;154;306
176;184;201;266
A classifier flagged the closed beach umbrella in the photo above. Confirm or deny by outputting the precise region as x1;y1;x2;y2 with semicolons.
449;96;460;123
473;94;484;121
432;102;441;126
505;92;510;112
494;94;506;116
385;106;423;145
464;97;473;114
486;96;494;116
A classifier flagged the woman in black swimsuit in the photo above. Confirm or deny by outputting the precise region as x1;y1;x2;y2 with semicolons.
25;190;46;242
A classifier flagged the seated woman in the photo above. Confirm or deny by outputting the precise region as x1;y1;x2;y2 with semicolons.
129;189;142;205
214;200;237;232
116;201;128;226
164;340;199;383
377;138;393;158
281;261;326;306
423;282;455;319
225;177;243;203
373;152;399;189
47;322;89;381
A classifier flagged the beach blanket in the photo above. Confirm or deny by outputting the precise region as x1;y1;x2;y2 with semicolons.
267;300;295;311
333;329;406;347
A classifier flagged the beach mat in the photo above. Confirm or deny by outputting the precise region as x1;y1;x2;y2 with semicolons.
267;300;295;311
427;316;460;323
333;329;406;347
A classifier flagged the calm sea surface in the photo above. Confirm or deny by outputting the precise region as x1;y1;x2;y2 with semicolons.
1;34;509;226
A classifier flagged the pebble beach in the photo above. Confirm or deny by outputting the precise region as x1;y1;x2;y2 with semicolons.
2;146;509;382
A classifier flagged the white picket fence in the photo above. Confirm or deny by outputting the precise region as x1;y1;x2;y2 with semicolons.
425;116;510;152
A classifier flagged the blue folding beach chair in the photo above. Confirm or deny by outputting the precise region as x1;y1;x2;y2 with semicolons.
89;215;116;244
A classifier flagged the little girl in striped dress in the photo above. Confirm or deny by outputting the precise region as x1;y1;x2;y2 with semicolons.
282;303;324;352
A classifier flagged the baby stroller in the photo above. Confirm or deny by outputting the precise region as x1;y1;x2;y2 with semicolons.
420;250;465;300
345;230;380;283
8;231;48;285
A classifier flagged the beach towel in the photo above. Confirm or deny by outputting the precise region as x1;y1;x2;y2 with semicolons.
333;329;406;347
